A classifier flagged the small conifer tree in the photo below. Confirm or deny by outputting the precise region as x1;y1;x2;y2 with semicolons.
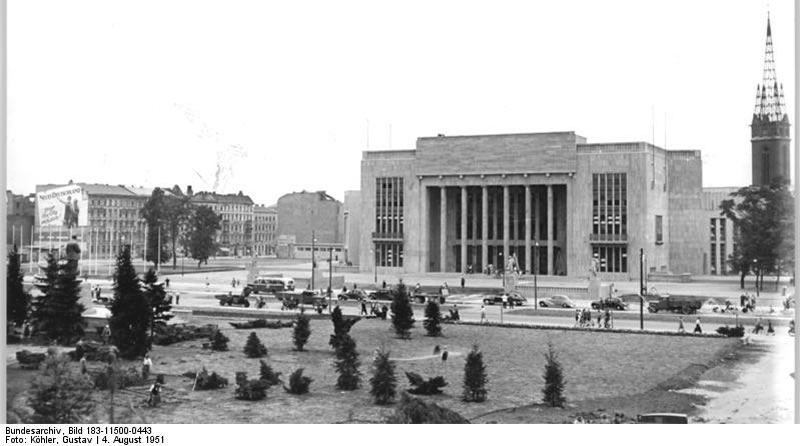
423;301;442;337
541;342;566;407
37;260;86;345
462;344;488;402
109;246;150;358
329;305;359;351
390;283;415;339
370;348;397;405
292;309;311;351
210;329;229;351
142;268;172;340
258;360;282;387
284;368;312;394
29;354;95;423
244;332;268;358
334;333;361;390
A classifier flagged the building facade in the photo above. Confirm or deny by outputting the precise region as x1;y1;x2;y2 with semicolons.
6;190;36;251
358;132;712;280
190;191;255;256
253;204;277;256
276;191;343;258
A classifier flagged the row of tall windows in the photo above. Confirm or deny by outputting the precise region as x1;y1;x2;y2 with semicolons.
709;218;728;275
592;246;628;273
375;178;404;236
375;242;403;267
592;173;627;237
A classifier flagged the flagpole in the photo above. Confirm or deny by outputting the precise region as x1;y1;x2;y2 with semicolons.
157;226;161;274
12;225;16;249
29;225;34;274
143;225;148;273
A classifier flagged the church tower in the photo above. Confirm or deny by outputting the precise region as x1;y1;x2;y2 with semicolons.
751;14;791;186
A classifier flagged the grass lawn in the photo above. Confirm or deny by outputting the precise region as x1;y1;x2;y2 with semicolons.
7;317;739;424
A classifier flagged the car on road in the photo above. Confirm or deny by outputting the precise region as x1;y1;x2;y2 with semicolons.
216;292;250;307
368;289;397;301
246;277;295;294
590;296;628;310
483;291;527;306
338;289;368;301
538;294;576;308
647;295;702;314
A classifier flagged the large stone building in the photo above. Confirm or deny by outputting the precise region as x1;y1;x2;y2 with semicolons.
276;191;343;259
358;133;710;280
253;204;277;256
6;190;36;251
189;191;255;256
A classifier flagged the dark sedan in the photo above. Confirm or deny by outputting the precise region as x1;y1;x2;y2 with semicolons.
590;296;628;311
539;294;576;308
338;289;368;301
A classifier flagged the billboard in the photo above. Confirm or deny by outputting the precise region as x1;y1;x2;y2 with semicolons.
37;185;89;228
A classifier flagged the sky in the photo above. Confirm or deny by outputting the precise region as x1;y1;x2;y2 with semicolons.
6;0;795;206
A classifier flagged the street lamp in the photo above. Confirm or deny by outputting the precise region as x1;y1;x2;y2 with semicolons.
328;247;333;312
370;246;378;284
753;258;759;297
533;242;539;310
639;248;645;330
498;252;504;289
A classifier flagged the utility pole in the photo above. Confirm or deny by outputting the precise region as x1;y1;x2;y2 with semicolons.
311;230;316;291
639;248;644;330
328;247;333;312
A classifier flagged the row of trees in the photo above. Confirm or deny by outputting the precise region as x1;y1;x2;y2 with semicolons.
140;187;222;269
720;179;794;289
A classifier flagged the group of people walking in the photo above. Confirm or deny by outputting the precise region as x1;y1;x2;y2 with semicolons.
574;308;615;329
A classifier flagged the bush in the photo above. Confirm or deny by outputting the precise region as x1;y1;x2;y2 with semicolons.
463;344;488;402
405;372;447;395
329;306;360;351
243;332;268;358
28;354;95;423
423;301;442;337
716;325;745;337
334;334;361;391
152;324;217;346
234;372;268;401
93;365;146;390
284;368;312;395
258;360;282;387
230;319;294;330
370;349;397;405
189;367;228;390
542;342;566;407
210;329;229;351
386;393;469;424
292;310;311;351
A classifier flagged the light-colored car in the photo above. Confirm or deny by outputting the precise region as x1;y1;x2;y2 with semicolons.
538;294;576;308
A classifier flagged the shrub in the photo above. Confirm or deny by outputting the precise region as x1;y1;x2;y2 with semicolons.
542;342;566;407
386;393;469;424
234;372;268;401
284;368;312;395
190;367;228;390
329;306;360;351
423;301;442;337
28;354;95;423
716;325;745;337
210;329;229;351
258;360;282;387
405;372;447;395
370;349;397;405
292;310;311;351
390;283;415;339
92;365;146;391
230;319;293;330
243;332;268;358
462;344;488;402
334;333;361;390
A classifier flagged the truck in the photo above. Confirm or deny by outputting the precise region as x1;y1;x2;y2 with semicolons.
276;290;329;311
646;295;703;314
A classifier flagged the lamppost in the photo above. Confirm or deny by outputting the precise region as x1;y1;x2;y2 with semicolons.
311;231;316;291
639;248;645;330
534;242;539;310
498;252;505;289
753;258;759;297
370;246;377;284
328;247;333;312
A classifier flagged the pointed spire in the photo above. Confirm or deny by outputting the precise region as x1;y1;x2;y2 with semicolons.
753;13;785;122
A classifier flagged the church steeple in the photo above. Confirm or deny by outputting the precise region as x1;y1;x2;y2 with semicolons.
751;13;791;186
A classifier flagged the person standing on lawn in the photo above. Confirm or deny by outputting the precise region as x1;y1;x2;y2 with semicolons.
693;317;703;334
480;305;487;324
677;317;685;333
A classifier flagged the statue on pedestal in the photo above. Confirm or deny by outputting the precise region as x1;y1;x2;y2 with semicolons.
65;235;81;274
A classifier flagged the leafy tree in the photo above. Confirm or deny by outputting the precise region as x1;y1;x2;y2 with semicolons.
284;368;312;394
109;246;150;359
329;305;359;351
721;180;794;289
370;348;397;405
390;282;415;339
258;360;282;387
210;329;229;351
423;301;442;337
334;333;361;390
140;188;172;268
164;191;192;269
28;353;95;423
462;345;488;402
142;268;172;340
244;332;268;358
188;205;222;267
541;342;566;407
37;259;86;345
292;309;311;351
7;246;31;326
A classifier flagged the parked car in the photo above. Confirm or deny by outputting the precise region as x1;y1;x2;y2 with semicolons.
338;289;368;301
278;290;328;310
590;296;628;310
368;289;397;301
216;291;250;307
483;292;527;306
539;294;576;308
246;277;295;294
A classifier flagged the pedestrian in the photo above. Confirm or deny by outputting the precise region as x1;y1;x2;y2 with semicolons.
574;309;581;327
175;292;180;305
767;320;775;335
142;353;153;380
382;280;386;289
101;324;111;345
165;278;170;288
205;278;210;290
148;380;162;407
677;316;685;333
461;276;465;289
353;283;357;290
740;294;746;309
480;304;487;324
80;356;87;374
693;317;703;334
604;309;610;329
361;300;368;316
597;310;602;328
609;309;615;329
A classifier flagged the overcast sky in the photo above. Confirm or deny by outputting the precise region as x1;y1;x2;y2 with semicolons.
7;0;795;206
